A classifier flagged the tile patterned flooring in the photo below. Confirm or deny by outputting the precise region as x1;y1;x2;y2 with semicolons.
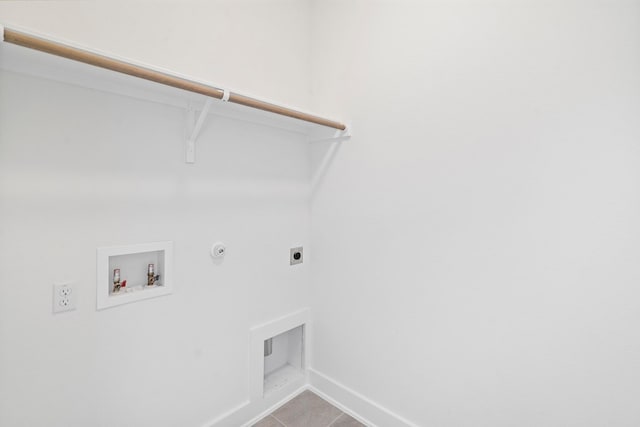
253;390;366;427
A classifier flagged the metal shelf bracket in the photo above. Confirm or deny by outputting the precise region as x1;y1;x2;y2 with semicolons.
185;98;214;164
308;124;352;144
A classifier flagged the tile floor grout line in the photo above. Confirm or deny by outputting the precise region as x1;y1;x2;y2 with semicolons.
326;412;346;427
270;413;287;427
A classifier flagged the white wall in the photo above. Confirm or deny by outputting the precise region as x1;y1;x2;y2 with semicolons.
0;0;312;109
310;1;640;426
0;2;313;426
3;1;640;426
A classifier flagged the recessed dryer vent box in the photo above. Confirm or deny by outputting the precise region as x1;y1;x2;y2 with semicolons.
263;325;305;396
96;241;173;310
249;309;309;402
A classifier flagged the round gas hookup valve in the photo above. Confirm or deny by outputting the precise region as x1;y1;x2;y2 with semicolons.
211;242;226;258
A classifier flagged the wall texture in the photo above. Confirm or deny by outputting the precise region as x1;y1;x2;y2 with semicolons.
0;2;313;426
310;1;640;426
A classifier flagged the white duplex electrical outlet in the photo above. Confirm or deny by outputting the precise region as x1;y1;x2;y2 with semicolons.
53;282;76;313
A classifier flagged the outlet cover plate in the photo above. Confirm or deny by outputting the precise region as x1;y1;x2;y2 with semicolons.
290;247;303;265
53;282;76;313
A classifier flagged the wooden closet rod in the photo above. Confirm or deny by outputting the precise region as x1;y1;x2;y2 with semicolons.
2;27;347;131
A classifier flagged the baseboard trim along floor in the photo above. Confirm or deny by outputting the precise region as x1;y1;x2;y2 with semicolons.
308;369;420;427
205;368;419;427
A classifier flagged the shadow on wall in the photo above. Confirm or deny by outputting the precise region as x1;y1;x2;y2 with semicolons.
310;130;346;199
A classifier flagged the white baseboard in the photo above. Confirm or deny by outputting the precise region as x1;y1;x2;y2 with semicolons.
202;400;250;427
308;368;420;427
204;386;307;427
204;368;419;427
